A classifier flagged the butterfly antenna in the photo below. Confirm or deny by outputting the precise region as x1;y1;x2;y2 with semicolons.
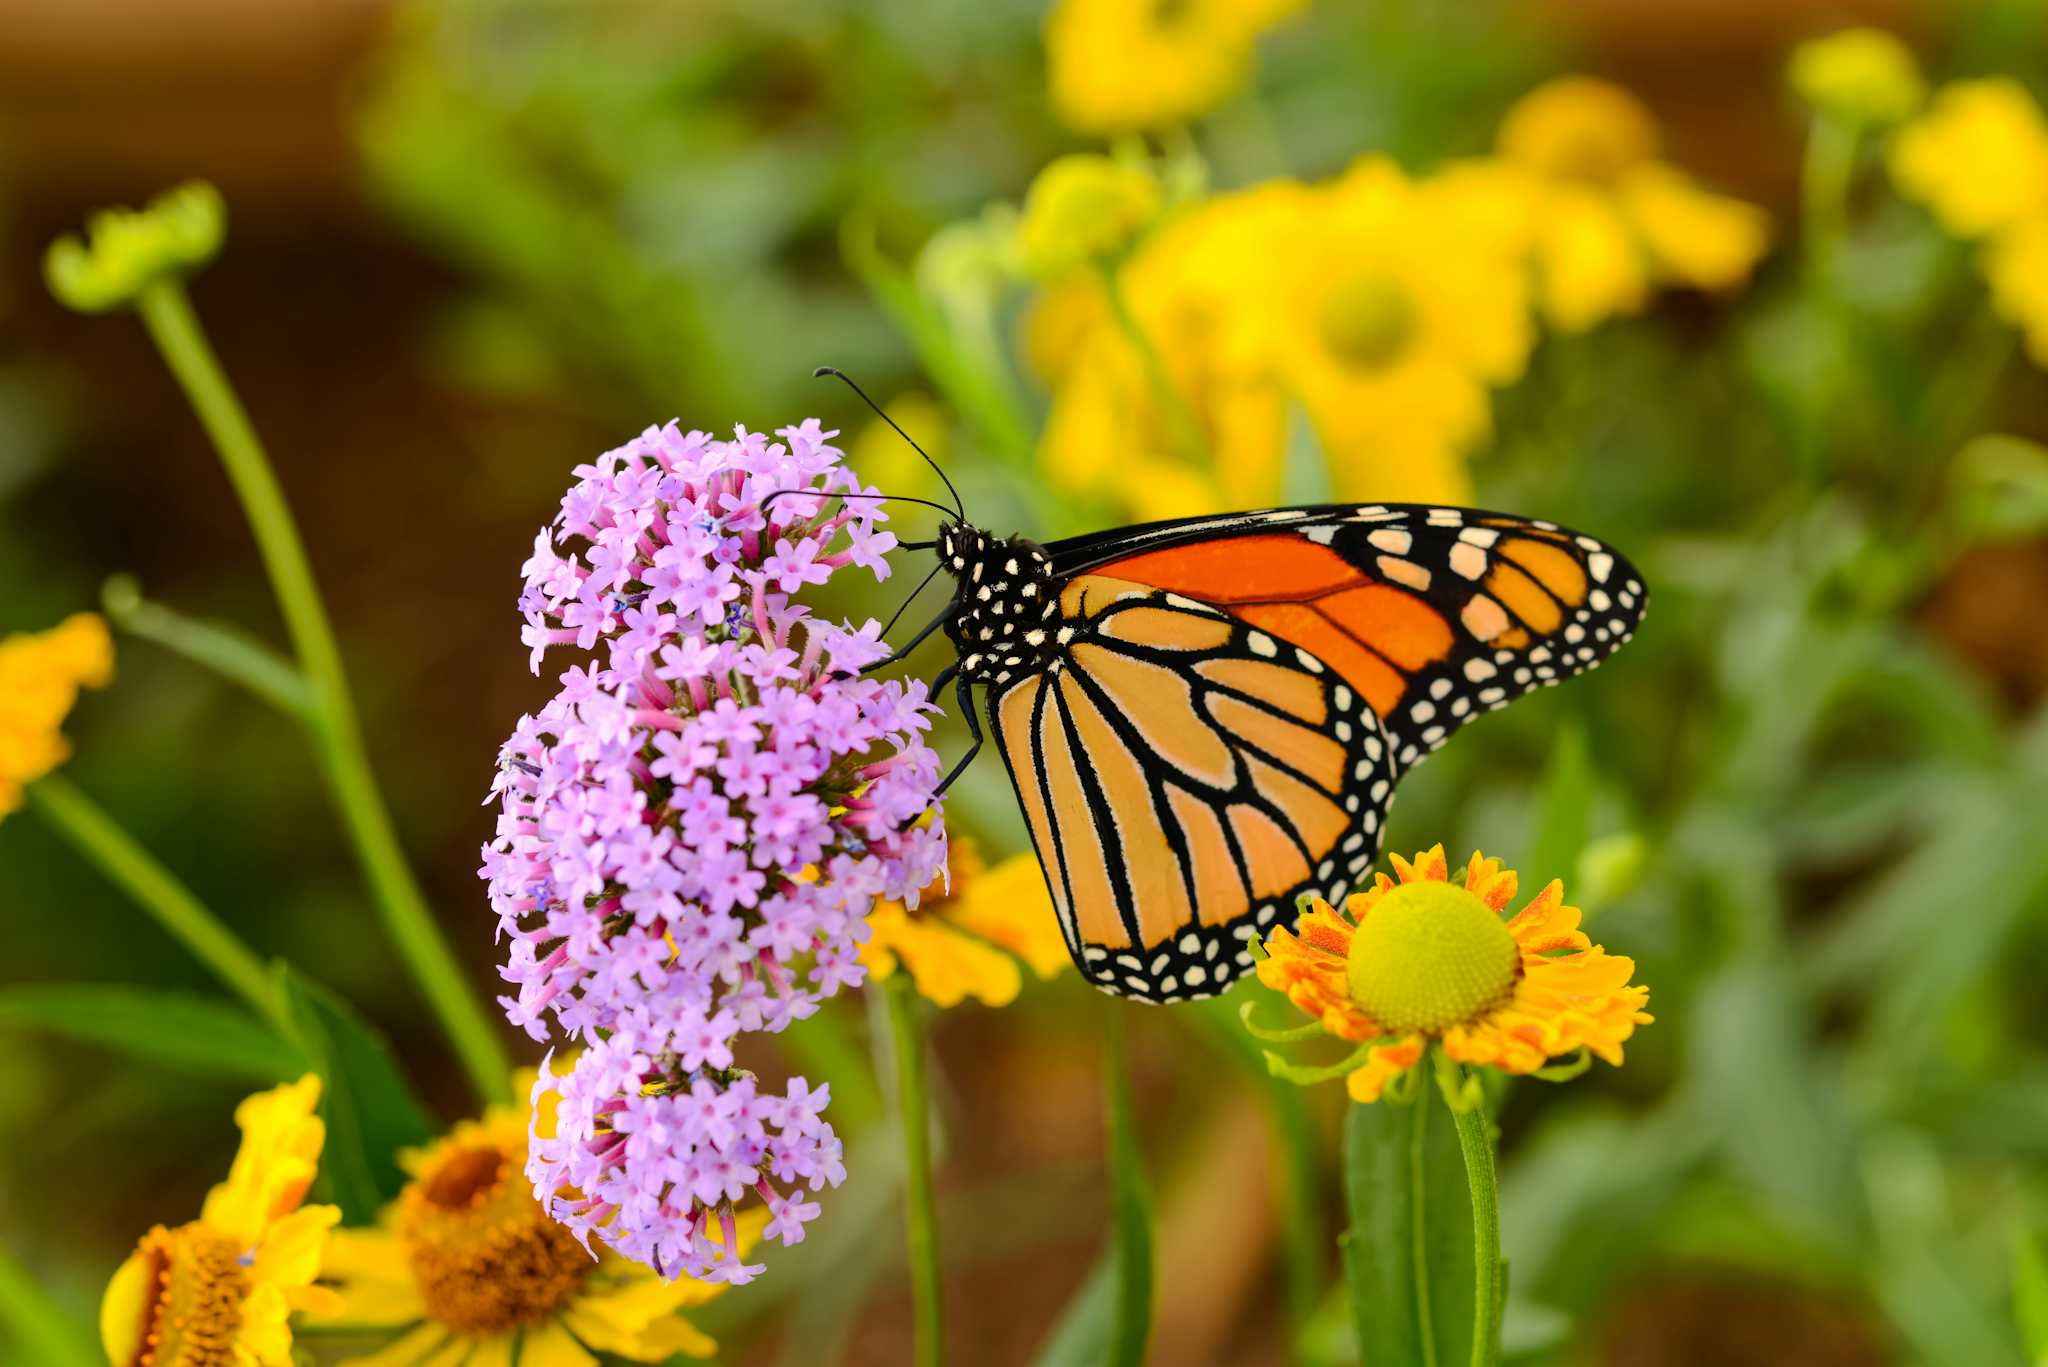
814;366;967;520
760;488;959;521
878;557;946;640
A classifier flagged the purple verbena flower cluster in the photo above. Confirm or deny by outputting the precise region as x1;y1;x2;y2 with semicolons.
482;418;946;1284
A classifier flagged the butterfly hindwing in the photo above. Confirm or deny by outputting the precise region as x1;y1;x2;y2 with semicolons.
986;575;1395;1002
1056;503;1647;773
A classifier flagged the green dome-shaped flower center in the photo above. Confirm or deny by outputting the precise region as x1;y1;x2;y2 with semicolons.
1346;881;1518;1034
1317;271;1417;371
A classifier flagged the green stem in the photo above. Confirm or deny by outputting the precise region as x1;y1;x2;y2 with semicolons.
132;279;511;1106
1435;1050;1502;1367
26;774;288;1035
1094;259;1210;470
1800;114;1858;276
884;975;943;1367
0;1242;97;1367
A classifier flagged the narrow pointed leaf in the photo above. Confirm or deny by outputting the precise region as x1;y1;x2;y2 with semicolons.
1342;1087;1477;1367
278;966;434;1222
0;984;305;1083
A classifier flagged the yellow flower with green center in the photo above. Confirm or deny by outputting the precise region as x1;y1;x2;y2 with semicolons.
1255;846;1653;1103
1891;78;2048;240
1030;163;1532;521
308;1074;761;1365
862;839;1070;1008
0;612;113;821
1263;159;1533;504
101;1075;342;1367
1470;76;1771;333
1043;0;1305;135
1790;27;1925;127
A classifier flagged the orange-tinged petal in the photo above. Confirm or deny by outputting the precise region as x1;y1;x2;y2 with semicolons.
1345;1035;1426;1103
199;1074;325;1245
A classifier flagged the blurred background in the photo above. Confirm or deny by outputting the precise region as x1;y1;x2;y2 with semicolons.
7;0;2048;1363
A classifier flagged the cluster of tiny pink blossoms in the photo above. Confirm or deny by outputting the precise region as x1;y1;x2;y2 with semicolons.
481;417;946;1283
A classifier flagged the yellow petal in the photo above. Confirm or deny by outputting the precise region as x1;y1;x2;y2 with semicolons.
893;917;1024;1008
465;1335;518;1367
249;1202;339;1289
100;1247;151;1366
561;1301;718;1362
335;1323;456;1367
200;1074;325;1245
1620;165;1770;291
946;853;1070;981
305;1227;427;1328
1534;188;1647;332
233;1282;292;1367
523;1320;601;1367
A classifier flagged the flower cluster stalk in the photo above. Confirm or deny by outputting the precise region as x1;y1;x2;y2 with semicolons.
885;974;944;1367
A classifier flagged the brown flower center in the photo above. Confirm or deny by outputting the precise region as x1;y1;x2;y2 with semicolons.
120;1224;248;1367
400;1142;594;1335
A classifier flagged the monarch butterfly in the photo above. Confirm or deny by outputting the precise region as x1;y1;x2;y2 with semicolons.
833;374;1647;1005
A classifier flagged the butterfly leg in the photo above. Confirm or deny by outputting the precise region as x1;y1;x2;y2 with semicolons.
933;668;982;797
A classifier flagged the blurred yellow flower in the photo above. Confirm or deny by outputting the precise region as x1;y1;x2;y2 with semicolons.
1031;164;1531;519
849;392;951;503
102;1075;341;1367
1891;78;2048;239
1255;846;1651;1103
862;838;1068;1008
0;612;113;821
1487;76;1771;332
1260;158;1532;503
1789;27;1925;126
1019;153;1163;277
311;1073;758;1365
1983;217;2048;367
1026;183;1292;518
1045;0;1303;134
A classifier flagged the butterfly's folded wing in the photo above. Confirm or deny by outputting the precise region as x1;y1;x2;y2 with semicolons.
987;576;1395;1002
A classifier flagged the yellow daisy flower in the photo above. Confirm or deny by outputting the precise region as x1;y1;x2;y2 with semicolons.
0;612;113;821
862;838;1069;1008
1257;158;1532;504
1044;0;1304;135
1891;78;2048;240
101;1075;342;1367
1255;845;1652;1103
1486;76;1770;332
309;1074;760;1366
1031;165;1530;519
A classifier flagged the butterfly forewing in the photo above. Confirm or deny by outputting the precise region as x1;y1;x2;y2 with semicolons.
986;575;1395;1002
1055;503;1647;772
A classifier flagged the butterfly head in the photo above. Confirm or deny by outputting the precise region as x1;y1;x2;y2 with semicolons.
936;522;1060;685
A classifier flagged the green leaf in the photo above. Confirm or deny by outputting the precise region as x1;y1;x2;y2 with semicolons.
1525;718;1593;901
1342;1089;1478;1367
278;967;434;1223
101;574;315;718
1036;1011;1154;1367
2014;1231;2048;1366
0;984;305;1082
